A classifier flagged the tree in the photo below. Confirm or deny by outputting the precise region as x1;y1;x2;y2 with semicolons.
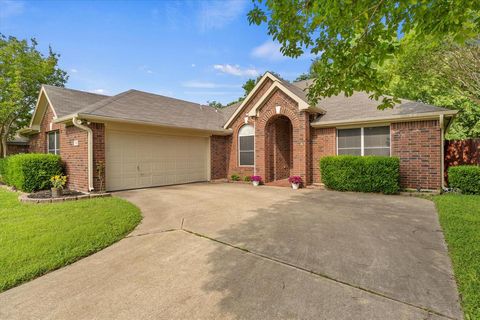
380;35;480;138
0;35;67;157
207;100;223;109
248;1;479;109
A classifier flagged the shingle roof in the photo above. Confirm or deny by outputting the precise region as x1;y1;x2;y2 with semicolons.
76;89;228;132
219;101;242;121
42;85;108;118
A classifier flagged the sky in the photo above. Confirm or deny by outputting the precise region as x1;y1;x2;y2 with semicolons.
0;0;314;105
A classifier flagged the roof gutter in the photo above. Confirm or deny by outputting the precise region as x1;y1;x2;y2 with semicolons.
72;116;94;192
311;110;458;128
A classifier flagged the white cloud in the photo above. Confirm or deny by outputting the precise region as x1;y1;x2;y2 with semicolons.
184;91;242;96
251;40;287;61
198;0;247;31
70;68;78;73
0;0;24;18
182;80;240;89
191;63;196;68
213;64;259;77
92;89;106;94
138;65;154;74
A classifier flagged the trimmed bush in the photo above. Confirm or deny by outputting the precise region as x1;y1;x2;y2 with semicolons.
320;155;400;194
448;165;480;195
3;154;63;192
0;157;6;178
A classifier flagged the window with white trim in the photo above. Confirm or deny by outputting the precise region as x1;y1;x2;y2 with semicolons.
337;126;390;156
238;124;254;166
47;131;60;155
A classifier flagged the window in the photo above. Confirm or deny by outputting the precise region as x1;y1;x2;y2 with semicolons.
337;126;390;156
238;124;254;166
47;131;60;155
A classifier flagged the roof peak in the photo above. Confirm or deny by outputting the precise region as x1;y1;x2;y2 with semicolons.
42;84;110;98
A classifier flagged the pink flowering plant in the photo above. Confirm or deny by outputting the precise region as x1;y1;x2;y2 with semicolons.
288;176;303;185
251;175;262;182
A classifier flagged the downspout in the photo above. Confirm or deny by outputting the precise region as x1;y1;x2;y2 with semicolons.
72;116;94;192
440;114;445;190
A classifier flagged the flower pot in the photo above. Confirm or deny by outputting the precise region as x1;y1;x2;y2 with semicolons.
51;187;63;198
252;181;260;187
291;183;300;190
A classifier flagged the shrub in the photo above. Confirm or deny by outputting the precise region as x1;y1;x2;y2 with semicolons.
231;173;240;181
243;176;252;182
320;155;400;194
448;165;480;195
0;157;6;179
3;154;63;192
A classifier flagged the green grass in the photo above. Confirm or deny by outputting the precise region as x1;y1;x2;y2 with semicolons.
434;194;480;319
0;188;142;292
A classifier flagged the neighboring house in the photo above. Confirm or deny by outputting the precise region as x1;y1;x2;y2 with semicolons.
19;72;456;192
6;135;29;155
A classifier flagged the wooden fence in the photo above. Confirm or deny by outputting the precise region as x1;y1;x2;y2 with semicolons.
444;139;480;182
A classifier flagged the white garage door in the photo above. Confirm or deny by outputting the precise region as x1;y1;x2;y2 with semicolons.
106;130;210;191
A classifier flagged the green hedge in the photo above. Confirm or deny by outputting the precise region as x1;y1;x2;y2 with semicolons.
449;165;480;195
0;157;6;178
3;154;63;192
320;155;400;194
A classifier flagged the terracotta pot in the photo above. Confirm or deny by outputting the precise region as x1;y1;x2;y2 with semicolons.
291;183;300;190
51;187;63;198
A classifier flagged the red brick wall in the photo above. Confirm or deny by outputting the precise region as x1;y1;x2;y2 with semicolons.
210;135;229;179
255;90;310;184
310;128;336;183
6;144;29;155
225;78;274;179
391;120;442;190
28;104;105;192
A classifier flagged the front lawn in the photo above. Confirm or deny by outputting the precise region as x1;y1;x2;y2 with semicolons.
0;188;142;292
434;194;480;319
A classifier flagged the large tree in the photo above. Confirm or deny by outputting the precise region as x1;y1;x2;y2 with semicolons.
248;1;479;109
0;35;67;157
381;36;480;139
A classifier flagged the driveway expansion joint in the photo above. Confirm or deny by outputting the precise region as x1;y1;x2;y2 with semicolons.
180;228;457;320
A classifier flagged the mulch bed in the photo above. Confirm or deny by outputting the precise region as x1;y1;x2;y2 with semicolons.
28;190;85;199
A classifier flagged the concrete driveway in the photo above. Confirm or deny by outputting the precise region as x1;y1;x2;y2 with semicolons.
0;183;461;319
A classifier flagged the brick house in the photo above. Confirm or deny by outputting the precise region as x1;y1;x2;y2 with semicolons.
19;72;456;192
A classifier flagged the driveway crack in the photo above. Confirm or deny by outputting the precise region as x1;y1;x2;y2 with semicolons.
180;228;457;320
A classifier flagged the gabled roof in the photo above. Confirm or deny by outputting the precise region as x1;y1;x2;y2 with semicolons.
42;85;108;118
70;89;229;132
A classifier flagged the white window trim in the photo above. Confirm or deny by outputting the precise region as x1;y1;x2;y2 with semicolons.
336;126;391;156
47;131;60;155
238;125;255;167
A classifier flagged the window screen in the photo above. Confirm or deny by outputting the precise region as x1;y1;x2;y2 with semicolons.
364;126;390;156
47;131;60;155
337;128;361;155
238;125;254;166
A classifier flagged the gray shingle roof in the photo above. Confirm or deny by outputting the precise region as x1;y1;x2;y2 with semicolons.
42;85;108;118
77;89;228;132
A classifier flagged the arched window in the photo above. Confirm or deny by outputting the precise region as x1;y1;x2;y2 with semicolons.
238;124;254;166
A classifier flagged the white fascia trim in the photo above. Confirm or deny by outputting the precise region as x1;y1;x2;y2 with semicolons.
311;110;458;128
29;87;58;128
54;113;233;136
247;81;312;117
223;72;281;129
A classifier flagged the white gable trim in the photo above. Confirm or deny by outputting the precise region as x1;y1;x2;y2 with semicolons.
28;86;58;128
247;81;311;117
223;72;281;129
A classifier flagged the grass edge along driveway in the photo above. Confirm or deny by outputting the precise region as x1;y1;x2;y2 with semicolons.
434;194;480;320
0;188;142;292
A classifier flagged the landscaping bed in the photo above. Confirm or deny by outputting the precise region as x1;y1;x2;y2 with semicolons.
0;188;142;292
434;194;480;319
27;189;85;199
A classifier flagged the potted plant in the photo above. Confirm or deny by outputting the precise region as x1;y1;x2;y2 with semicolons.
288;176;302;190
251;175;262;186
50;174;67;198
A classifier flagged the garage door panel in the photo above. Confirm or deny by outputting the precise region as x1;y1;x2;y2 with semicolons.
106;130;209;191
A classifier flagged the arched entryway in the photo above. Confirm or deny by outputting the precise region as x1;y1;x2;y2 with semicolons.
265;115;293;183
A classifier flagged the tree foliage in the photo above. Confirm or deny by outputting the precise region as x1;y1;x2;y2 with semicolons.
248;0;480;109
207;100;223;109
0;35;67;157
380;35;480;138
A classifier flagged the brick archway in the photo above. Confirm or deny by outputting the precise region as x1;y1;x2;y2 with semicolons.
264;115;293;183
